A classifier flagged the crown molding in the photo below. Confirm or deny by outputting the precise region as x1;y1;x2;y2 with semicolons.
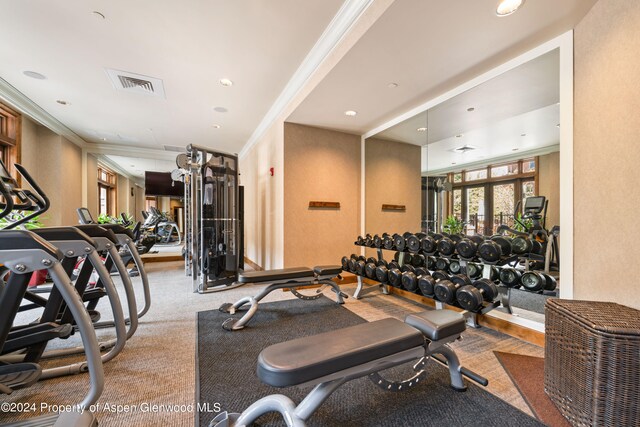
239;0;375;159
0;77;88;148
86;143;177;161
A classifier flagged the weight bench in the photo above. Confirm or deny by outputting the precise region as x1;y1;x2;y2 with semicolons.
219;265;347;331
210;309;487;427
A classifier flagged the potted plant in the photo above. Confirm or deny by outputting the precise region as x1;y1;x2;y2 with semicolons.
442;215;464;235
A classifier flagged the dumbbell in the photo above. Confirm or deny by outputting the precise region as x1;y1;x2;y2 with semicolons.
499;267;522;288
355;260;367;276
393;232;413;252
388;267;403;287
521;272;557;292
434;274;473;305
426;256;437;271
401;271;419;292
411;253;426;268
364;262;378;279
437;236;456;256
355;236;365;246
478;240;503;263
511;236;534;255
418;275;436;297
347;255;365;273
366;256;377;265
421;235;439;254
406;233;427;253
491;236;513;257
456;278;499;312
464;262;483;280
383;234;395;250
456;238;478;259
449;259;462;275
393;251;413;266
469;234;485;245
432;270;450;282
401;264;416;274
364;234;375;247
449;234;463;243
435;257;450;272
341;256;350;271
373;233;386;248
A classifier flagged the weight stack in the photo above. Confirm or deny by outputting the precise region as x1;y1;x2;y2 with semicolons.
544;299;640;426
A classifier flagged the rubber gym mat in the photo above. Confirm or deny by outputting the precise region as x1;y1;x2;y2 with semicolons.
196;296;544;427
494;351;570;427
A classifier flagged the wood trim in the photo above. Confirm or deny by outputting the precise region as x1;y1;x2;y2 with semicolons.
382;204;406;211
243;256;264;271
308;201;340;209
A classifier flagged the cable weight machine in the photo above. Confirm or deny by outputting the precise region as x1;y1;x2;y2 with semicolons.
176;144;243;293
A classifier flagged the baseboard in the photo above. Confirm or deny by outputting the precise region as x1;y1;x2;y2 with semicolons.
141;254;184;263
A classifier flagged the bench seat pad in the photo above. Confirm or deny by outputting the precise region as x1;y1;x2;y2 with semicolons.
313;265;342;276
257;318;424;387
404;310;466;341
238;267;314;284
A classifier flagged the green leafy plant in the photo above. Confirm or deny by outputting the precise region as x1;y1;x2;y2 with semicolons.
514;212;533;233
0;212;46;230
117;213;136;229
443;215;464;235
97;213;116;224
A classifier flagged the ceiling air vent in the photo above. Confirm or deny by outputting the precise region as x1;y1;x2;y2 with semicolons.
451;145;477;153
164;145;186;153
105;68;166;98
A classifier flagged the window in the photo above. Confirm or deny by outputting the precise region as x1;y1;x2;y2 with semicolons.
522;158;536;173
491;162;519;178
97;166;116;216
0;102;20;177
453;173;463;183
465;168;487;181
522;180;536;199
452;189;462;219
145;197;157;211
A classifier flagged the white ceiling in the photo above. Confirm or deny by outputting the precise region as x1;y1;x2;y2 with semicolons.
287;0;596;134
105;155;177;179
0;0;343;154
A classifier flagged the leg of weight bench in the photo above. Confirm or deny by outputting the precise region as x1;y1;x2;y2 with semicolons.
317;279;345;304
294;378;347;421
216;394;305;427
431;346;466;391
353;275;364;299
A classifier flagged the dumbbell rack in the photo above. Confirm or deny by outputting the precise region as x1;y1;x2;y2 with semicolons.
350;239;501;328
353;247;389;299
457;258;514;315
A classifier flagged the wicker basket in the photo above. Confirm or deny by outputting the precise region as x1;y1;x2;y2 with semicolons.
545;299;640;426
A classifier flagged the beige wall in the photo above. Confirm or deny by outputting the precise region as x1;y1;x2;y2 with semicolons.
365;138;421;244
135;186;145;222
86;154;98;218
283;123;361;267
574;0;640;309
59;138;82;225
537;151;560;228
240;122;284;269
116;173;129;215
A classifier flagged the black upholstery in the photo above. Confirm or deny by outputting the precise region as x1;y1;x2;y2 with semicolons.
404;310;466;341
257;318;424;387
238;267;314;284
99;223;136;240
313;265;342;276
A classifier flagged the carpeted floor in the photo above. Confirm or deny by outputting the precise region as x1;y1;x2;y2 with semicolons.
1;261;545;426
494;352;570;427
197;297;544;427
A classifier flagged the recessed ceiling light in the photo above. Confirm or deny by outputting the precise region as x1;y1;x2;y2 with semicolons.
467;107;475;112
212;124;221;129
456;134;463;138
100;137;106;141
451;162;457;165
417;127;428;132
56;100;68;105
213;106;228;113
512;148;519;151
92;11;106;19
496;0;525;16
521;133;527;137
344;110;357;117
387;82;399;88
23;70;46;80
219;78;233;87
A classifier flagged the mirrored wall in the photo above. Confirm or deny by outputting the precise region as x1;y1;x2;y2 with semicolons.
364;47;564;324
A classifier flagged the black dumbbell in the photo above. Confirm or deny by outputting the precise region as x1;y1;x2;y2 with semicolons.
491;236;513;257
364;262;378;279
407;233;426;253
418;275;436;297
355;260;367;276
388;260;400;270
375;264;390;283
435;257;450;271
478;240;503;263
465;262;483;279
366;256;377;265
432;270;450;282
511;236;533;255
437;237;456;256
376;259;388;268
414;267;428;276
393;233;405;251
456;278;499;311
521;271;556;291
393;252;413;265
373;234;383;248
450;273;473;288
426;256;437;270
355;236;365;245
364;234;375;247
449;259;462;275
499;267;522;288
456;238;478;259
411;254;426;268
433;280;459;305
421;235;438;253
469;234;485;245
401;271;419;292
388;267;403;287
383;234;395;250
401;264;416;274
341;256;350;271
